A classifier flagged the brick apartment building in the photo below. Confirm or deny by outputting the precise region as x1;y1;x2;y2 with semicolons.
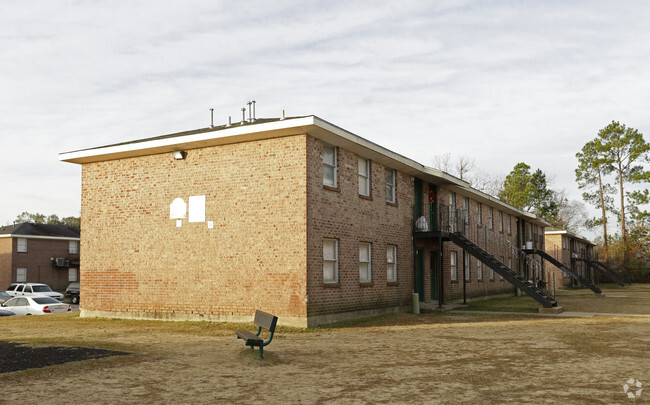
60;114;550;327
543;228;595;289
0;223;80;291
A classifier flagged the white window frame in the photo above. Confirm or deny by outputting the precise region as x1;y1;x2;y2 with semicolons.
323;239;339;283
464;252;471;281
16;268;27;282
477;260;483;280
450;251;458;281
499;211;504;233
490;267;495;280
477;202;482;225
68;268;78;282
359;242;372;283
449;192;456;232
386;245;397;282
358;157;371;196
385;168;396;203
488;207;493;230
69;240;79;254
507;214;512;234
17;238;27;253
323;144;338;188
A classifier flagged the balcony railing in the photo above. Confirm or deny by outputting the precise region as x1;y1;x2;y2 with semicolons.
414;202;546;281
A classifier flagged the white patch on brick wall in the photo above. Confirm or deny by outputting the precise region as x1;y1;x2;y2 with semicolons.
188;195;206;223
207;221;214;229
170;198;187;219
176;219;182;227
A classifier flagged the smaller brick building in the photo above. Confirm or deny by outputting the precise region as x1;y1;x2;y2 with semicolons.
0;223;81;291
543;228;595;289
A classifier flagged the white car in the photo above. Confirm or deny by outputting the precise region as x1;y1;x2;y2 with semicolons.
0;296;71;315
6;283;64;301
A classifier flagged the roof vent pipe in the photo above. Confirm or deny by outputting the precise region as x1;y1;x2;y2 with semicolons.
209;108;214;128
226;116;232;127
280;109;286;120
251;100;256;122
241;108;246;125
247;101;252;122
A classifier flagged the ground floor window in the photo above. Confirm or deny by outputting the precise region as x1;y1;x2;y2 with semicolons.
386;245;397;282
464;252;471;280
477;260;483;280
323;239;339;283
359;242;372;282
16;268;27;282
450;251;458;281
68;268;78;282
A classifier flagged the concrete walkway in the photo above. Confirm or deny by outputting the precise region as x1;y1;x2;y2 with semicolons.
448;309;650;318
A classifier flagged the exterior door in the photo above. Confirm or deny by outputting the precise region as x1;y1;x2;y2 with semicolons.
430;250;439;300
416;249;424;301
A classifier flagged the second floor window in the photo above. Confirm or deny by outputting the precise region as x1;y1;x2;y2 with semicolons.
323;145;337;187
358;158;370;196
17;238;27;253
69;240;79;254
385;168;396;203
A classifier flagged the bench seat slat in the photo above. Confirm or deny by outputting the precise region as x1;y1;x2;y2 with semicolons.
236;330;263;345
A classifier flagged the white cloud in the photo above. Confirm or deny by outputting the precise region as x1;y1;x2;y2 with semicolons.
1;0;649;233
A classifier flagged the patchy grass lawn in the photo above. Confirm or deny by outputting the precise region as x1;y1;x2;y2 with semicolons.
1;286;649;404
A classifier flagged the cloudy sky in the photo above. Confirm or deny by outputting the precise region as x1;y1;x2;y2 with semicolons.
1;1;649;234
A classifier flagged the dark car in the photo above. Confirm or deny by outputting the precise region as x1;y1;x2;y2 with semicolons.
0;309;15;316
65;282;80;304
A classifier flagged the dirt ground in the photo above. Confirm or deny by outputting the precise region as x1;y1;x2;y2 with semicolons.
1;286;649;404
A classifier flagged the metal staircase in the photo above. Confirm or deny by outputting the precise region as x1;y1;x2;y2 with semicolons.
523;249;602;294
448;232;558;308
592;261;627;286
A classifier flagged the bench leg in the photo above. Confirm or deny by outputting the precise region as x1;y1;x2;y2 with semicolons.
259;346;264;359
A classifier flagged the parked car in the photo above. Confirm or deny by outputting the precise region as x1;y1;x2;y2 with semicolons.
0;296;71;316
65;282;80;304
6;283;64;301
0;291;11;304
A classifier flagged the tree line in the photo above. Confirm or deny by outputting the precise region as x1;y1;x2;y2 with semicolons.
13;212;80;228
433;120;649;276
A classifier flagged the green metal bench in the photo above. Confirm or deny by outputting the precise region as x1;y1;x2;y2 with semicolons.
236;310;278;359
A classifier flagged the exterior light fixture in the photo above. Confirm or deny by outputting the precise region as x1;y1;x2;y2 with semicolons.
172;151;186;160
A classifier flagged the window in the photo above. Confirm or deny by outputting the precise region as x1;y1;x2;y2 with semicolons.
385;168;396;203
490;266;495;280
387;245;397;282
359;243;372;283
68;268;78;282
499;211;503;233
477;203;482;225
323;145;337;187
562;236;567;249
449;192;456;232
69;241;79;254
323;239;339;283
16;268;27;282
464;252;471;280
17;238;27;253
450;251;458;281
508;257;512;271
477;260;483;280
358;158;371;196
488;207;493;230
507;214;512;234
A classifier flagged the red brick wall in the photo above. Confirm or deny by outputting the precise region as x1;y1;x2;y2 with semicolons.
305;137;414;321
80;135;309;321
